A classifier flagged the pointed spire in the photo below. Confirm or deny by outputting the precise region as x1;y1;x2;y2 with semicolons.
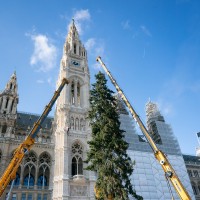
0;71;18;115
10;71;17;81
4;71;18;94
62;19;87;59
72;18;77;29
68;18;79;40
72;18;75;26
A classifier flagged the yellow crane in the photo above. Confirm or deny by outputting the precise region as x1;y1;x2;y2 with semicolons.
0;78;69;197
96;56;191;200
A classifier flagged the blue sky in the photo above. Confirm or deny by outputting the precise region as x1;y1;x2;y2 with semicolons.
0;0;200;155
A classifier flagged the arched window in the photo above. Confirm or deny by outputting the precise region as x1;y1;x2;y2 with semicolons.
78;157;83;174
198;184;200;194
0;97;2;109
71;82;75;105
192;185;198;195
46;136;51;143
5;98;9;109
25;151;37;164
14;173;20;186
72;157;77;176
38;152;51;188
12;166;21;186
10;100;14;112
37;166;49;187
71;142;83;176
37;175;47;187
10;83;13;90
39;152;51;166
72;142;83;155
72;156;83;176
24;174;34;187
74;44;76;54
23;164;35;188
0;150;2;162
2;125;7;134
188;170;193;177
70;117;74;130
80;119;85;131
77;82;80;106
42;136;47;143
194;170;199;177
75;118;79;130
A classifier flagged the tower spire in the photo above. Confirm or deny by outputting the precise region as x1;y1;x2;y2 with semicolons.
72;18;75;25
59;19;88;75
4;71;17;93
53;19;92;200
0;71;18;138
62;18;87;58
0;71;18;114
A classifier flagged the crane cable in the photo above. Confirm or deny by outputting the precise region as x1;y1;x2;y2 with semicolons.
165;173;175;200
6;179;15;200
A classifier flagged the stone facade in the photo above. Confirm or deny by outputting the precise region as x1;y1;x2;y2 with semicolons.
0;73;54;199
52;20;95;200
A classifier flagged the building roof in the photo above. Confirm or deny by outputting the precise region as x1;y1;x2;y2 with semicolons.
16;111;53;130
183;154;200;164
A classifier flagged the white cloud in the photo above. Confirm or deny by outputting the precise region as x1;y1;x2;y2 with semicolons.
92;62;102;70
36;79;44;84
157;100;173;116
47;77;52;84
84;38;105;70
95;45;105;57
140;25;152;37
60;14;68;20
85;38;96;51
68;9;91;35
85;38;105;57
74;9;90;21
36;77;54;86
30;34;57;72
161;103;173;116
122;20;131;30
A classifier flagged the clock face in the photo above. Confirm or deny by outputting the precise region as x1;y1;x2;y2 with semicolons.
71;60;80;67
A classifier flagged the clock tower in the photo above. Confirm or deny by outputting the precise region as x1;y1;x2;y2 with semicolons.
52;20;95;200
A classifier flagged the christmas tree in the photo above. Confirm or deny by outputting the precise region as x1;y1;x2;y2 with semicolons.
86;72;143;200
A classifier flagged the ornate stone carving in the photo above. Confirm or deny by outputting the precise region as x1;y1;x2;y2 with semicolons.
70;185;87;196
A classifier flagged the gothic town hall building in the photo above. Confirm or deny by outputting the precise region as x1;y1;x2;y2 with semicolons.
0;22;196;200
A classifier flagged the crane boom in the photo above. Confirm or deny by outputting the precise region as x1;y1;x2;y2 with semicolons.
96;56;191;200
0;78;69;197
